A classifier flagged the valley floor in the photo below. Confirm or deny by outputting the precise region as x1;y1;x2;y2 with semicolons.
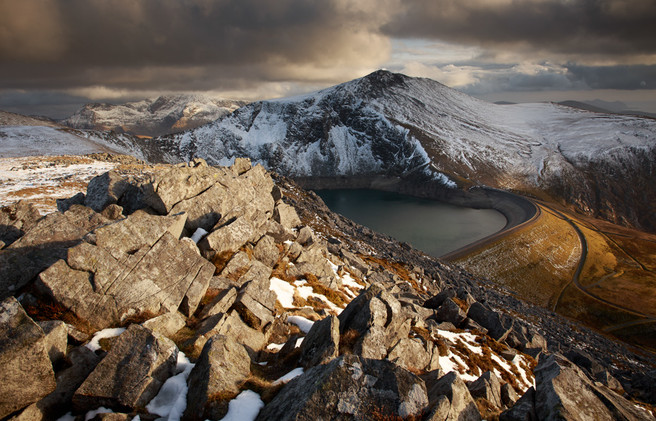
450;200;656;354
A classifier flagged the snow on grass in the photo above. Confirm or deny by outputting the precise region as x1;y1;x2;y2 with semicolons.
435;329;534;391
0;156;118;214
218;390;265;421
273;367;305;385
269;277;296;308
266;343;284;351
146;351;194;420
287;315;314;333
85;327;126;352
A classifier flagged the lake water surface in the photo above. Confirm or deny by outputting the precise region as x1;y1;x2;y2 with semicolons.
316;189;507;257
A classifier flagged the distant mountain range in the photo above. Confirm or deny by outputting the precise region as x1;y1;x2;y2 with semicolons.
3;71;656;233
159;70;656;233
61;95;248;137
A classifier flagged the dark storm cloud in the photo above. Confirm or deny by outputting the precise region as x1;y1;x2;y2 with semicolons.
565;64;656;89
0;0;391;90
384;0;656;57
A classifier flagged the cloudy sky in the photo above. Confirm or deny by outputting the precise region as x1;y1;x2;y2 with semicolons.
1;0;655;118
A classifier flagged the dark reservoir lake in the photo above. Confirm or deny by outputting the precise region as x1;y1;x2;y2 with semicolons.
316;189;507;258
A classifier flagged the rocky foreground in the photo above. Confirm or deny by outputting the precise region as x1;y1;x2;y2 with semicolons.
0;158;654;420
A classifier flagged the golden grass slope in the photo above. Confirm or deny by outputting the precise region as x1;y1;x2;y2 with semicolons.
450;202;656;353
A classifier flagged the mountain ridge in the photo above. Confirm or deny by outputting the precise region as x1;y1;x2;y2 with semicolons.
158;70;656;233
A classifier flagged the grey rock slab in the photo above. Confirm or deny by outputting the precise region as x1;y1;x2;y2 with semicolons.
141;311;187;338
534;353;651;421
273;203;301;230
435;298;467;327
0;297;57;419
427;371;481;421
193;311;266;356
198;287;238;321
468;371;503;409
37;320;68;367
72;324;177;412
199;216;258;256
0;205;110;299
256;354;429;420
424;289;456;310
84;171;130;212
388;337;432;372
501;383;520;407
299;315;340;368
0;200;42;247
467;302;514;342
183;334;252;421
253;235;279;268
500;387;537;421
38;229;214;330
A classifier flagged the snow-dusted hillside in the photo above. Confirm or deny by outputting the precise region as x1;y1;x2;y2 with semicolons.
167;70;656;231
62;95;247;137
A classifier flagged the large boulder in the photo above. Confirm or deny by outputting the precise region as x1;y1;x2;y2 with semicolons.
189;311;266;356
84;171;131;212
36;212;214;330
299;315;340;368
387;338;432;372
256;355;429;420
468;371;503;409
72;324;177;412
0;205;110;299
338;284;410;359
426;371;481;421
0;200;41;248
467;302;514;342
533;353;652;421
183;335;252;421
0;297;57;418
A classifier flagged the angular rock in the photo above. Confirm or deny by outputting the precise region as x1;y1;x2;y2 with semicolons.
500;387;537;421
426;371;481;421
273;203;301;230
253;235;280;267
299;315;340;368
0;298;57;418
10;346;101;421
184;334;252;421
141;311;186;338
467;302;514;342
0;205;110;299
57;192;86;213
387;338;432;372
435;298;467;327
256;355;429;420
425;395;451;421
296;226;315;246
199;287;238;320
192;311;266;355
468;371;503;409
199;216;259;257
501;383;520;407
231;157;252;175
37;320;68;367
534;353;651;421
0;201;42;247
231;272;277;330
424;289;456;310
338;284;410;359
84;171;130;212
37;214;214;330
73;324;177;412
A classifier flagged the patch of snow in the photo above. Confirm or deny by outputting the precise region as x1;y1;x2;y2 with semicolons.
269;277;295;309
218;390;265;421
273;367;305;385
85;327;126;352
84;407;113;421
0;126;116;158
190;228;208;243
146;351;194;420
287;315;314;333
266;343;284;351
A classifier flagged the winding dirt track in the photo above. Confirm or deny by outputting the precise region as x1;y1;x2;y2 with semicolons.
543;205;656;324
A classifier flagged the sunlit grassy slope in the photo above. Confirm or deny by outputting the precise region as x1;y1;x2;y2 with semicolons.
451;203;656;353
